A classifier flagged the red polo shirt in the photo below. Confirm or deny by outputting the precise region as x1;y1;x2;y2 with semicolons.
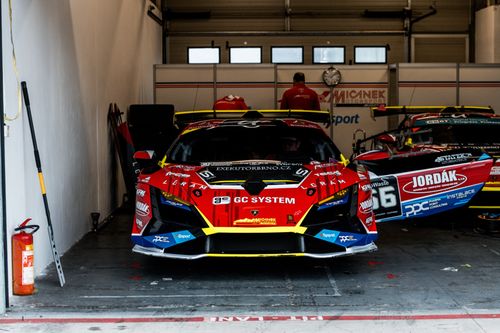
280;83;321;110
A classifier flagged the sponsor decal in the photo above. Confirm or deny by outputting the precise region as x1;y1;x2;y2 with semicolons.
318;230;339;240
315;171;342;177
446;188;476;200
424;118;499;126
313;162;339;169
165;171;190;178
136;201;150;217
361;184;372;192
136;189;146;198
233;218;277;226
233;196;296;204
318;196;348;210
163;179;208;190
213;196;231;205
142;176;151;183
491;166;500;176
434;153;472;165
315;229;365;247
145;231;195;248
135;218;144;229
370;176;402;220
294;168;310;178
172;230;195;244
360;198;373;214
331;114;360;126
403;170;467;194
400;184;482;219
160;197;189;210
300;179;347;189
199;170;216;179
321;88;387;105
339;235;358;243
152;235;172;243
171;165;197;171
215;165;293;172
237;120;266;128
365;216;373;226
405;201;430;217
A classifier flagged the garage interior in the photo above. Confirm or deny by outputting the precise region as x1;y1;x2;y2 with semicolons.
1;0;500;332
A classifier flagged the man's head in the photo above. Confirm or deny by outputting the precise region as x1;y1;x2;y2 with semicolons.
293;72;305;83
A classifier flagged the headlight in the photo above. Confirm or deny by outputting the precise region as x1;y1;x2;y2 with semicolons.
302;184;363;233
142;188;207;236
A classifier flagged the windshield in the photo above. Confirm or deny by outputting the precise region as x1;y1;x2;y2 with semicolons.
167;124;341;164
410;124;500;145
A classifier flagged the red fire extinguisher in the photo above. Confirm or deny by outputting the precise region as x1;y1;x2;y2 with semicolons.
12;218;39;295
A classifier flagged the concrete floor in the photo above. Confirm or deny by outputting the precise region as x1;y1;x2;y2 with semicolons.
3;208;500;332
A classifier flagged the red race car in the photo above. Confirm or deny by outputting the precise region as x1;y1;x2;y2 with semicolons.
131;110;377;259
352;106;497;223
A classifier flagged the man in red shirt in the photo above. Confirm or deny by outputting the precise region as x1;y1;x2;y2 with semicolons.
213;95;249;110
280;72;320;110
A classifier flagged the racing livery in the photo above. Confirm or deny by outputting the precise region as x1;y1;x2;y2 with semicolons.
352;106;496;222
132;110;377;259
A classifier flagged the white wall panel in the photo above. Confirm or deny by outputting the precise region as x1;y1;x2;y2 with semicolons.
1;0;161;290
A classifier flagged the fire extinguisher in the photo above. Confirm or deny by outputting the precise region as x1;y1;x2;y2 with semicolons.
12;218;40;295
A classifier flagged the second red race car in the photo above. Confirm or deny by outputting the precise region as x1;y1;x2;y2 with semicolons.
352;106;497;223
131;110;377;259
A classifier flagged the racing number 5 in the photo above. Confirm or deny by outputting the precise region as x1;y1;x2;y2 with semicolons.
372;186;397;210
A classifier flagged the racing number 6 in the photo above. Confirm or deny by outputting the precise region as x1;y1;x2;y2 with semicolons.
372;186;397;210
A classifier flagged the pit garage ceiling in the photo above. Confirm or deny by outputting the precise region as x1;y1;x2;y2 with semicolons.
162;0;476;63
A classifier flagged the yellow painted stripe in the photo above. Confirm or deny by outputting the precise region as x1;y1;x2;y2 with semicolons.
469;206;500;209
372;106;492;110
202;226;307;235
482;187;500;192
181;127;201;135
175;109;329;115
38;172;46;194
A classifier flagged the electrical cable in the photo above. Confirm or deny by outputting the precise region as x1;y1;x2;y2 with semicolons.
5;0;22;122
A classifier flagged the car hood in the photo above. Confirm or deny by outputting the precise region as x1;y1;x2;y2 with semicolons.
139;161;360;228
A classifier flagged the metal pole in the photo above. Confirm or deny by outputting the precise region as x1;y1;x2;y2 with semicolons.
329;86;334;140
456;63;460;106
0;0;8;313
21;82;65;287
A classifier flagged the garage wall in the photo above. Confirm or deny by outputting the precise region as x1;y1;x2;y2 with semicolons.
1;0;161;287
475;5;500;63
165;0;472;64
155;64;389;154
155;63;500;154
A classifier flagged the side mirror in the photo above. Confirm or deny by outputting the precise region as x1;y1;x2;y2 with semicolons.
133;150;156;161
133;150;157;172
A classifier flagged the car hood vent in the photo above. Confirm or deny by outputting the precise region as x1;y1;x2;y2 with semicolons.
243;179;267;195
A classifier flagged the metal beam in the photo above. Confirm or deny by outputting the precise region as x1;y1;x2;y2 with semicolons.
168;30;406;37
0;0;7;315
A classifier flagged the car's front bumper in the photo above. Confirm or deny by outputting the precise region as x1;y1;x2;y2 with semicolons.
132;241;377;260
132;226;378;260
